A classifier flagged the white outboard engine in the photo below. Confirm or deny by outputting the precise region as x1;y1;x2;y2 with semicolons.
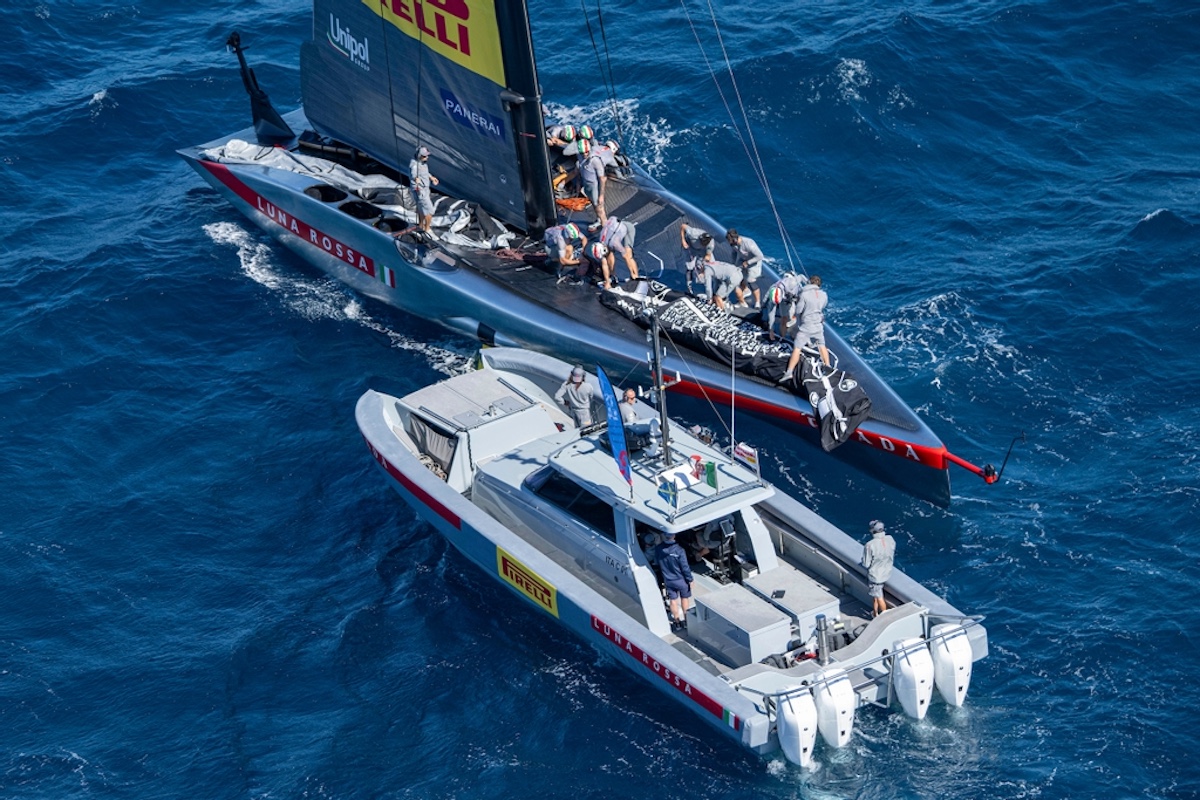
930;624;974;707
813;668;856;748
892;637;935;720
777;689;818;768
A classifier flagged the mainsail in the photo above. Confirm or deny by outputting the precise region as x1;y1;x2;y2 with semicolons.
300;0;555;233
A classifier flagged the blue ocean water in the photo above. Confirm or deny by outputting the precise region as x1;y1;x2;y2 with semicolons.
3;0;1198;797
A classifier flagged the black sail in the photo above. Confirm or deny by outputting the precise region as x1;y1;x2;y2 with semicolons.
300;0;554;232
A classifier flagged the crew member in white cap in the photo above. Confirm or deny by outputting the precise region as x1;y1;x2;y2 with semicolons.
408;146;439;233
554;365;595;427
862;520;897;617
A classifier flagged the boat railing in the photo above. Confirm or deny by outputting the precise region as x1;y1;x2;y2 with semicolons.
668;479;769;523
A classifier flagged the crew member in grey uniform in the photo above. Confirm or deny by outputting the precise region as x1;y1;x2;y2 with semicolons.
408;146;439;233
781;274;830;380
599;216;639;288
679;223;715;293
554;365;595;427
764;272;808;342
725;228;764;308
579;138;617;229
620;388;639;424
544;222;587;280
702;260;744;310
862;519;897;617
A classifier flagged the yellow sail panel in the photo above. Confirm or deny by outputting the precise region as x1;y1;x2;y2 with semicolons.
363;0;506;87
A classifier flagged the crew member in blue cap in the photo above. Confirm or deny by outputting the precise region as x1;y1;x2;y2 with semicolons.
655;529;694;630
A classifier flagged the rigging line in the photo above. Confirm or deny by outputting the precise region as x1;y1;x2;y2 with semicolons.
703;0;804;273
592;0;627;148
375;6;404;170
683;0;803;275
579;0;622;145
656;324;736;443
414;12;425;152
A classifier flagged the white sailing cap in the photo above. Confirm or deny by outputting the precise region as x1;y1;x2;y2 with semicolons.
869;520;886;534
416;146;430;158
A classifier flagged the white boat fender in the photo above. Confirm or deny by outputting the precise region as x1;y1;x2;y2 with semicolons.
812;667;855;748
892;637;935;720
776;689;818;768
930;623;974;707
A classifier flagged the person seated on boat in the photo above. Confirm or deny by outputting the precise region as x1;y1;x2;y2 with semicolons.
654;531;694;629
544;222;587;281
780;275;831;381
680;223;715;294
725;229;764;309
862;520;897;618
620;388;639;424
702;260;743;311
408;146;439;233
764;272;808;342
554;365;595;427
692;516;731;562
599;216;640;289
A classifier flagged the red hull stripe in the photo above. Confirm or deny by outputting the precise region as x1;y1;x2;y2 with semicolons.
364;435;462;530
591;614;739;731
200;161;378;279
671;378;950;470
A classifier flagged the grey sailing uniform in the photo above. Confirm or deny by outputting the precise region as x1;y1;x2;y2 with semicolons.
554;378;595;427
682;225;715;276
704;260;743;303
862;530;897;597
579;152;605;206
731;234;764;287
408;157;434;216
544;225;580;262
793;282;828;349
765;273;808;334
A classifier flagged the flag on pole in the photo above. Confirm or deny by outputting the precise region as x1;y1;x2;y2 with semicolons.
657;477;678;508
597;366;632;486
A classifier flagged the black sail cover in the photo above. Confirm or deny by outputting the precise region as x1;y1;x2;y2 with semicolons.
800;357;873;452
300;0;551;230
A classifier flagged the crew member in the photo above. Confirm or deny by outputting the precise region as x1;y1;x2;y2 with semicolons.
408;146;439;233
862;520;897;617
726;228;764;308
554;365;595;427
781;275;830;380
655;530;694;629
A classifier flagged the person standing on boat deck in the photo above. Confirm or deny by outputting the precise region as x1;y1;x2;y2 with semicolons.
408;146;438;233
620;388;639;424
764;272;808;342
862;520;897;617
781;275;830;380
655;531;694;629
599;216;639;289
725;229;764;308
680;224;715;293
554;365;595;427
702;260;743;310
579;139;614;229
544;222;587;280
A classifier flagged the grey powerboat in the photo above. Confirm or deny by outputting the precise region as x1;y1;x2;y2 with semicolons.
355;338;987;763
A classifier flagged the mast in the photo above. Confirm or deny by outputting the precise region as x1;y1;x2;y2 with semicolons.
493;0;557;237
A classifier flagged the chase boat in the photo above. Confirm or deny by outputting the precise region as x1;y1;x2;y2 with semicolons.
355;336;987;764
180;0;1002;507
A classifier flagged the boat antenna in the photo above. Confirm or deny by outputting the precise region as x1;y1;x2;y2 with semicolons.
648;309;674;467
225;32;295;145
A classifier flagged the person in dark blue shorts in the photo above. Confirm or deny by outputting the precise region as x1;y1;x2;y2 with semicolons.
655;530;694;629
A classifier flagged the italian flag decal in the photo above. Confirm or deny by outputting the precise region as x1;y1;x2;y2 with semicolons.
379;264;396;288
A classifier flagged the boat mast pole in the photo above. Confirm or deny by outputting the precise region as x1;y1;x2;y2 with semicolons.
494;0;557;237
650;311;673;467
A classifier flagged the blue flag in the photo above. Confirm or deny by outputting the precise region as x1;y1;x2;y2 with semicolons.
596;366;632;486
